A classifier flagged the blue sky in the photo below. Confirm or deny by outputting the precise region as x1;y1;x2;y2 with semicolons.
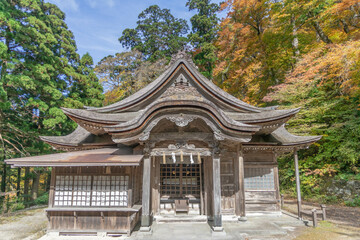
46;0;224;65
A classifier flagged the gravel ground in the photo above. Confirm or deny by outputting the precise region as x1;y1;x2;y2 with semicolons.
0;207;47;240
0;201;359;240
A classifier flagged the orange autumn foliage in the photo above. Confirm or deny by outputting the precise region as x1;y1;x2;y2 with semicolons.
214;0;272;104
264;40;360;104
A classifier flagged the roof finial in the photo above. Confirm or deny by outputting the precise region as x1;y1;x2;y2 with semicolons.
168;50;198;69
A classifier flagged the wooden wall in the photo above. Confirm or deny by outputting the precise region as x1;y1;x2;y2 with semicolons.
48;210;140;236
243;152;280;213
220;151;236;215
48;166;142;235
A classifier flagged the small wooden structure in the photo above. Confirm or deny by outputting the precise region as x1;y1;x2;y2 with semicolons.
6;52;321;235
300;204;327;227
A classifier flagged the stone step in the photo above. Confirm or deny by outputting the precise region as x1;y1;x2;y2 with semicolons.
154;215;208;223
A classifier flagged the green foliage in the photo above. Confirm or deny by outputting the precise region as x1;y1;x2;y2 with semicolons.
186;0;219;78
268;42;360;201
345;195;360;207
34;192;48;205
10;202;25;211
0;0;104;159
119;5;189;62
335;173;360;181
0;0;103;200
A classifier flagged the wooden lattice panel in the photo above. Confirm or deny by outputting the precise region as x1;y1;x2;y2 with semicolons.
160;164;200;198
73;175;91;206
244;167;275;190
54;175;129;207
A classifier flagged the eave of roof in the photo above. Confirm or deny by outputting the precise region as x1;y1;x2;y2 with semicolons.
40;126;91;146
226;108;300;123
5;148;143;168
244;124;322;147
270;125;322;146
62;99;262;134
40;126;115;149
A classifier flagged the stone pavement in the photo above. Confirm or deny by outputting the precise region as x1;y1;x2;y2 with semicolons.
132;212;306;240
40;212;308;240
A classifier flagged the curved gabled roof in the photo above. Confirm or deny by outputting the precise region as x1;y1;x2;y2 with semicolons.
61;95;295;136
84;58;274;113
38;52;321;151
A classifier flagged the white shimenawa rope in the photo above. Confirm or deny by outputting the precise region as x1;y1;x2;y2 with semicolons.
190;152;194;164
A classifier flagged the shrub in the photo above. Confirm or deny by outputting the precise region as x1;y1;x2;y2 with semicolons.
344;195;360;207
34;193;49;205
9;202;25;212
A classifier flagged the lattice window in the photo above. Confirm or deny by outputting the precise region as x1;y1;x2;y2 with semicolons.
92;176;129;207
160;164;200;198
53;175;129;207
73;175;91;206
54;175;73;206
244;168;275;190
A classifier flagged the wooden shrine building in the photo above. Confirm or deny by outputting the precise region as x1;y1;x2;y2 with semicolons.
6;52;321;236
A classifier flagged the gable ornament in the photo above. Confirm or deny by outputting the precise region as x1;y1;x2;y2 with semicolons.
166;114;196;127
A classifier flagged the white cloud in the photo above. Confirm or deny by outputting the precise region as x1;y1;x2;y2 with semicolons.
47;0;79;11
86;0;115;8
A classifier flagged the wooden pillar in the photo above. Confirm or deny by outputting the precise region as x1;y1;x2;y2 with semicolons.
48;168;56;208
235;145;246;219
294;150;302;219
212;152;223;230
141;156;151;231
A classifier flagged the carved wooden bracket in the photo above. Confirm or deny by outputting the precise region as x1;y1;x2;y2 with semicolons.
166;114;195;127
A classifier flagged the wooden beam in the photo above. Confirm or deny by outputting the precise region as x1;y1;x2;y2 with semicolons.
212;153;223;229
150;132;213;142
140;156;151;231
151;147;211;157
294;150;302;219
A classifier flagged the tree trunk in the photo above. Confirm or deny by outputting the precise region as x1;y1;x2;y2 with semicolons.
16;168;21;197
31;170;40;200
45;169;51;192
291;15;300;56
312;21;332;44
24;167;30;206
1;163;6;193
340;19;349;34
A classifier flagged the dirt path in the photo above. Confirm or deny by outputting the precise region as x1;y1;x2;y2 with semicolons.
282;199;360;240
283;199;360;228
0;207;47;240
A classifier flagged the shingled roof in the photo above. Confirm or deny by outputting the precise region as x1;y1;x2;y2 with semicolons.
41;51;321;151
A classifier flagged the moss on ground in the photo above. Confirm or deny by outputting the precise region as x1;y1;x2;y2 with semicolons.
295;221;360;240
